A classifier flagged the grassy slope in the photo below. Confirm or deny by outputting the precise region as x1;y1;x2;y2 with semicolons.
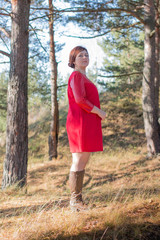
0;91;160;240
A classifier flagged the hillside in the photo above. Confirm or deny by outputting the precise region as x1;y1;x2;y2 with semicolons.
0;91;160;240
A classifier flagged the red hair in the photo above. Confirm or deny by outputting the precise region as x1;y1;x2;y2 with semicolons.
68;46;88;68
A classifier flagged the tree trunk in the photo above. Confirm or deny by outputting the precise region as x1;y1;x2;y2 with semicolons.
2;0;30;189
142;0;160;156
48;0;59;160
155;0;160;134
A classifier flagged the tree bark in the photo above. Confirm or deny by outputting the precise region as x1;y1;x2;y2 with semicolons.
155;0;160;132
2;0;30;189
48;0;59;160
142;0;160;156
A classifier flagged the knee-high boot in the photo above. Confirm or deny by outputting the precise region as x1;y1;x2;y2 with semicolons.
69;170;87;211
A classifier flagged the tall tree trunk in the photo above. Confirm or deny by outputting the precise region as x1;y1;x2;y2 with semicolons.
155;0;160;133
2;0;30;189
48;0;59;160
142;0;160;156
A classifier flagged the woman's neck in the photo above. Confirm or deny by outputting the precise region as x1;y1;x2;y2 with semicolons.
74;67;86;75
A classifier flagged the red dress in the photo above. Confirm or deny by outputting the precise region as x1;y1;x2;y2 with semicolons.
66;71;103;153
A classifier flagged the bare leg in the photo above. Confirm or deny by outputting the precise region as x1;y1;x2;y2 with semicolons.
70;152;91;172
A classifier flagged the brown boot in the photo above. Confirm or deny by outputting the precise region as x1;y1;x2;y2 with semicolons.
69;170;88;212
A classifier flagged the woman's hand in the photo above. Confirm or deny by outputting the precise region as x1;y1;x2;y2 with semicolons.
98;108;106;120
91;106;106;121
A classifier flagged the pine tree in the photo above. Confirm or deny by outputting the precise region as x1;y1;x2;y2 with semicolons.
48;0;59;160
2;0;30;189
98;30;144;93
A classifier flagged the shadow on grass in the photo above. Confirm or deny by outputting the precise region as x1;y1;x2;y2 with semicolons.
29;162;68;178
38;223;160;240
88;165;160;189
90;187;160;204
27;155;160;201
103;130;145;150
85;155;160;190
0;199;69;219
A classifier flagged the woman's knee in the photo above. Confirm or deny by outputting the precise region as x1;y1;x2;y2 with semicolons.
72;152;90;162
71;152;90;171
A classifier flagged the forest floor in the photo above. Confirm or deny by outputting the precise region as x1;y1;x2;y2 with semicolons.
0;91;160;240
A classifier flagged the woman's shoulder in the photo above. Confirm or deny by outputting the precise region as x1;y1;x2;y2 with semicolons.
69;71;83;82
70;71;82;78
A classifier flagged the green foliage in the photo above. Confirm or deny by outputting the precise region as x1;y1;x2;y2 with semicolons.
98;30;144;93
57;73;68;101
0;60;68;133
0;72;8;110
64;0;144;37
63;0;145;97
87;62;98;83
0;72;8;132
87;62;103;91
28;59;51;107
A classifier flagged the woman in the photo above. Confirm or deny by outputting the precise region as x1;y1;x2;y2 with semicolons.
66;46;106;212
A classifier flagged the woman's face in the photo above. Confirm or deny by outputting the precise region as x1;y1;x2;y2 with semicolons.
74;50;89;69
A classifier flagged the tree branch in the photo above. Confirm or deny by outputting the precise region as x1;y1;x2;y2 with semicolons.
0;27;11;38
0;50;10;57
29;24;47;52
63;30;111;39
57;83;68;89
0;12;10;16
57;7;145;24
0;8;11;16
0;61;10;64
30;15;48;21
4;0;11;4
30;7;50;11
29;6;144;24
0;106;7;111
98;71;143;78
64;21;142;39
0;36;10;52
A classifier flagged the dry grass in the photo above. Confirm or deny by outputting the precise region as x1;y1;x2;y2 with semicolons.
0;92;160;239
0;148;160;240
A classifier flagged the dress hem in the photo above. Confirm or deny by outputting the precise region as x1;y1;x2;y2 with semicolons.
70;149;103;153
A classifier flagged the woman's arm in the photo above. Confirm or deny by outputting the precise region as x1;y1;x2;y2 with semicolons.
70;72;106;120
70;73;94;113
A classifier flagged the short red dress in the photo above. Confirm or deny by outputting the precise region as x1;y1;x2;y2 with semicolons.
66;71;103;153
